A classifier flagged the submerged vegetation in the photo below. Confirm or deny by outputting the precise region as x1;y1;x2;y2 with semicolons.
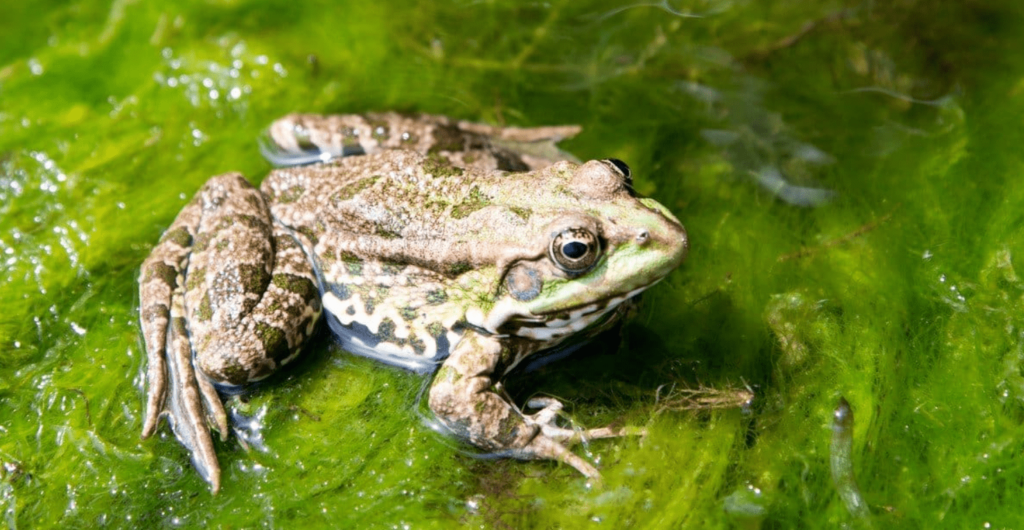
2;0;1024;527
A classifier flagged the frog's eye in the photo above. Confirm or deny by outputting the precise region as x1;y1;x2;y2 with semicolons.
550;228;601;275
603;158;631;179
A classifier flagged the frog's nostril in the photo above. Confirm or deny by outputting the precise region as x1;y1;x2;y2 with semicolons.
635;229;650;245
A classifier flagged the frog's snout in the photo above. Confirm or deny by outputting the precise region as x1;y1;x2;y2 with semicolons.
646;215;688;277
635;197;688;269
664;219;689;268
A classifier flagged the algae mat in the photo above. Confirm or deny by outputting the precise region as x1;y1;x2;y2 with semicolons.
2;0;1024;528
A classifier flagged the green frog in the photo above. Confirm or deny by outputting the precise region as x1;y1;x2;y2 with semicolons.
139;112;688;492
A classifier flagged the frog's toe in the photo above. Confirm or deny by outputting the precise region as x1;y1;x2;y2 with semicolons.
524;397;643;444
141;355;167;439
523;398;595;443
166;392;222;493
165;350;222;492
520;435;601;482
161;305;223;492
525;396;564;425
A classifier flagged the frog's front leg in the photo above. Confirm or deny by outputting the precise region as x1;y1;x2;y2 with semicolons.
429;332;608;479
140;173;321;492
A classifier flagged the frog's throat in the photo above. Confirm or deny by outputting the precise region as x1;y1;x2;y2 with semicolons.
467;284;652;343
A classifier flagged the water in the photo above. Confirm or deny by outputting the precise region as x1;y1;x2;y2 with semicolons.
2;0;1024;527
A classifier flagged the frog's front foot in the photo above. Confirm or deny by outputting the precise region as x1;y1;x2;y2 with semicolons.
519;431;602;481
430;332;646;481
524;397;646;444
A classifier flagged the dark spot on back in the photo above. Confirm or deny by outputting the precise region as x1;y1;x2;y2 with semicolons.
236;214;271;231
445;261;472;277
195;293;213;322
426;289;448;304
276;186;305;203
450;185;489;219
493;149;529;172
171;317;188;338
238;263;271;294
273;273;318;304
185;268;206;292
160;227;192;248
146;262;178;288
427;321;446;338
377;318;397;340
409;335;426;356
255;322;290;363
328;283;352;301
193;232;213;253
423;153;464;179
334;176;380;203
509;206;532;221
245;193;265;212
142;303;169;323
427;124;467;153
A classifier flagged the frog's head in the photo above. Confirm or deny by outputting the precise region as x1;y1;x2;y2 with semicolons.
469;159;687;341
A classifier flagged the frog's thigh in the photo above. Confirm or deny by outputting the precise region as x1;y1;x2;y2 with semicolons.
192;226;322;386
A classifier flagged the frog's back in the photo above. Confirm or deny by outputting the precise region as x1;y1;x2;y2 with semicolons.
258;149;640;373
262;150;576;273
260;150;560;372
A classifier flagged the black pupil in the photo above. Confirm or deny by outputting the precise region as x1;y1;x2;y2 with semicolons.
562;241;588;259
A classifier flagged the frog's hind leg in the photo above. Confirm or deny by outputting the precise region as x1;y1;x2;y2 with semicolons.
260;112;583;170
139;192;226;490
189;222;322;389
140;173;321;492
259;114;366;167
455;120;583;170
260;113;396;167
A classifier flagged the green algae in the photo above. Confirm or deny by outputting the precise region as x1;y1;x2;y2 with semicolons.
2;0;1024;528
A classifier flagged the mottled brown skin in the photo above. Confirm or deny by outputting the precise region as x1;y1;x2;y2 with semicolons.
140;112;687;492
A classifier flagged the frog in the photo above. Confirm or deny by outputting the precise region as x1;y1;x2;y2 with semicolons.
138;112;689;492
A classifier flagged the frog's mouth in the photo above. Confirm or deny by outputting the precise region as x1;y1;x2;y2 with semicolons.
496;284;651;342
